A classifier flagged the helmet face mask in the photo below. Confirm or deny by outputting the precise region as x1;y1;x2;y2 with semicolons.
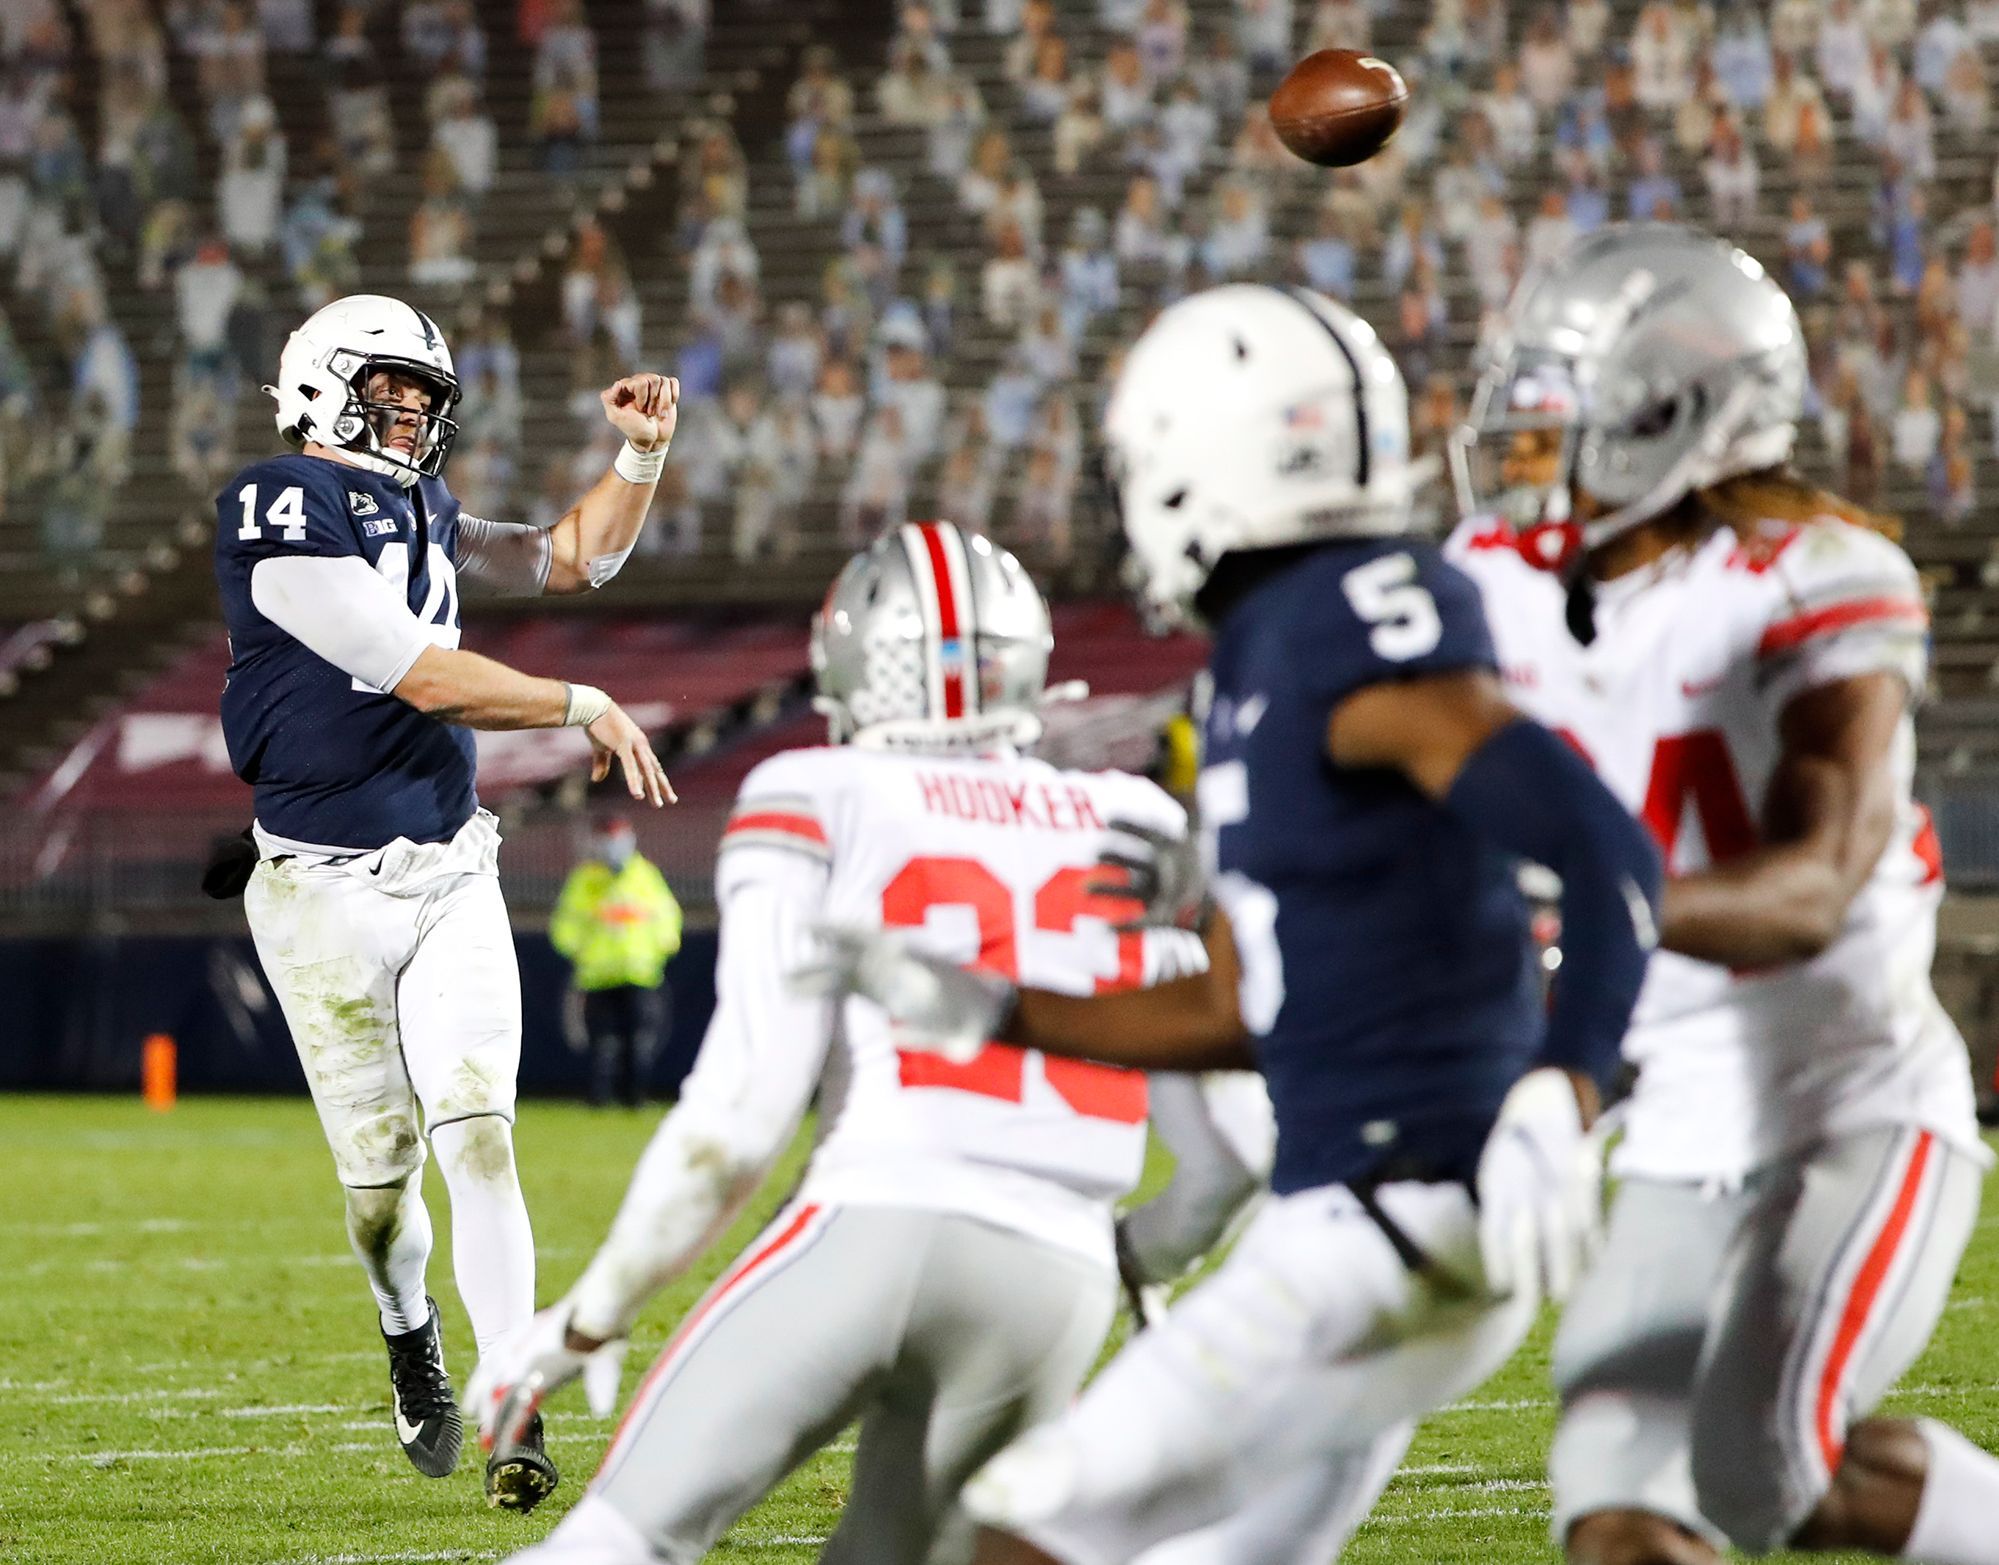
810;522;1057;754
1454;223;1807;566
269;296;463;486
1450;349;1582;539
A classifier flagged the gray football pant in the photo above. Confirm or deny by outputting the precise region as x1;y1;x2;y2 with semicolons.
537;1201;1117;1565
1552;1125;1980;1552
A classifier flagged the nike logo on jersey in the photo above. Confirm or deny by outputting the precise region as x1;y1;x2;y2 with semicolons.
349;491;380;516
1234;694;1268;735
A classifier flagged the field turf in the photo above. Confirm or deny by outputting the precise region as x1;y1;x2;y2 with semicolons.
4;1095;1997;1564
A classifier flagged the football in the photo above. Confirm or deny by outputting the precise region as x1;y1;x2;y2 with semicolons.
1268;49;1410;168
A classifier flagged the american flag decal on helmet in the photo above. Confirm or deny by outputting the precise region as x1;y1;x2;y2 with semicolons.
901;522;981;724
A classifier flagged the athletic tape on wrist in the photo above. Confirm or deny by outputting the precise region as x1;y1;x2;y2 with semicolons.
614;440;667;484
563;681;613;727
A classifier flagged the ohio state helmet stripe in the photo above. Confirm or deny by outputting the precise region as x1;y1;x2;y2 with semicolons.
915;523;971;720
898;525;947;720
1276;285;1369;489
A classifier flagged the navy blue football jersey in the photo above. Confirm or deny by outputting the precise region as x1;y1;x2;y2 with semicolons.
214;453;474;850
1199;539;1541;1197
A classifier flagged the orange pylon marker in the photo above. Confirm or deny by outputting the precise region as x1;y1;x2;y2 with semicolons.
142;1033;177;1112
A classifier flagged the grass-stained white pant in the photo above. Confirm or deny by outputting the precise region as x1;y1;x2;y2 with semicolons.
244;810;522;1187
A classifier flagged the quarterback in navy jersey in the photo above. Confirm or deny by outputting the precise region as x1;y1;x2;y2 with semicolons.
216;293;676;1513
803;284;1664;1565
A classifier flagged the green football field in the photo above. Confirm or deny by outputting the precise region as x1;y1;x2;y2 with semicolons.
4;1096;1996;1565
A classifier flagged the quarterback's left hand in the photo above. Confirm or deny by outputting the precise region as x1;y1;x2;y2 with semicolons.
466;1301;629;1455
601;373;679;451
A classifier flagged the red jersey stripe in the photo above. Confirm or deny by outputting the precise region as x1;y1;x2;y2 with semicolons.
723;810;828;845
1757;597;1927;658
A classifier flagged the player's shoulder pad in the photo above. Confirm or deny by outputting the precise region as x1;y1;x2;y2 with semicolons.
720;747;838;861
1756;516;1926;661
1282;537;1495;695
416;473;462;525
219;453;376;555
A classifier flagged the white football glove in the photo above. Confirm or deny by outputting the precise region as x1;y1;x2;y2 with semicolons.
465;1300;629;1457
1474;1067;1603;1308
1085;817;1209;934
788;924;1014;1065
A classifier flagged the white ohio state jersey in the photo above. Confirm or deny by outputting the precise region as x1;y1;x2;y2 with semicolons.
1448;513;1980;1181
720;744;1202;1262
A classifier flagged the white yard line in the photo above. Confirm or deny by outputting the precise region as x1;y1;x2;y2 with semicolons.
72;1446;262;1463
1439;1395;1555;1413
282;1553;499;1564
1363;1503;1535;1526
220;1403;353;1418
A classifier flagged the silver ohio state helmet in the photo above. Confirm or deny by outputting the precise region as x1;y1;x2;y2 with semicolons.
265;294;462;486
1452;222;1806;563
811;522;1055;752
1103;283;1415;627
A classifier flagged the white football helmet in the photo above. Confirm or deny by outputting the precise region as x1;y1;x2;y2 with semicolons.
1452;222;1806;566
265;294;462;486
1103;283;1415;627
811;522;1055;752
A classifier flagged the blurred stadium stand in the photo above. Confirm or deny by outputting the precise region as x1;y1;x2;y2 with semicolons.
1;0;1998;1075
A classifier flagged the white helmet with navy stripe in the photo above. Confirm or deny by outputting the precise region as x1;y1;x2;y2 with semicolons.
266;294;462;487
811;522;1054;753
1103;283;1414;627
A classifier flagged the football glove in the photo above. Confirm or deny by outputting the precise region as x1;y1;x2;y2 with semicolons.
1474;1067;1603;1308
788;925;1014;1065
466;1300;628;1456
200;828;258;900
1085;817;1208;934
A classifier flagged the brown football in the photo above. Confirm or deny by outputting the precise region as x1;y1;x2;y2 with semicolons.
1269;49;1409;168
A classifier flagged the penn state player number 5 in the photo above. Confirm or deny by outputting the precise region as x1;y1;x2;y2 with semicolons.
235;482;309;542
1342;552;1442;660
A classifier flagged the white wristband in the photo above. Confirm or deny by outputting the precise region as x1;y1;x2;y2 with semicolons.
562;681;613;727
614;440;667;485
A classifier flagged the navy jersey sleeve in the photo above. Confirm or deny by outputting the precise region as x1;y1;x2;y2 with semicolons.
1291;540;1498;709
217;458;367;565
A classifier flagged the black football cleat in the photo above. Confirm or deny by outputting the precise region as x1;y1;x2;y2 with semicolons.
383;1298;463;1478
485;1410;560;1514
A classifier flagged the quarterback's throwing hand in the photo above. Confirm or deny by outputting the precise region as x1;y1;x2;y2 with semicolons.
601;373;679;451
789;925;1014;1064
587;702;677;807
467;1301;628;1457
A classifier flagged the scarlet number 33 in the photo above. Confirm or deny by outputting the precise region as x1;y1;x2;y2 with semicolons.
882;856;1149;1124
